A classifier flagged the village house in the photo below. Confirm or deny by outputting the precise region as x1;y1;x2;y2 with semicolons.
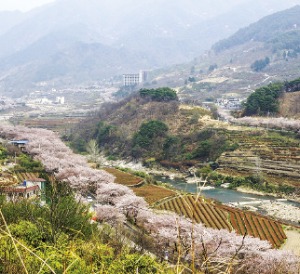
9;139;29;151
0;172;46;202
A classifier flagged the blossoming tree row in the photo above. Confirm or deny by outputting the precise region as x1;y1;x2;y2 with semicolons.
0;124;298;273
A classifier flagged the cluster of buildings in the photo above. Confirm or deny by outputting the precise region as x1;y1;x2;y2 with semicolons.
28;96;65;105
0;97;23;111
215;97;243;110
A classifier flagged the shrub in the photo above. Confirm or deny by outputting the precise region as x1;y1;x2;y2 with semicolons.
243;82;284;115
132;120;168;157
139;87;178;101
251;57;270;72
14;154;43;172
0;146;7;160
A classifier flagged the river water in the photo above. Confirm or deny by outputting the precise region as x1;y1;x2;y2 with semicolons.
154;176;300;209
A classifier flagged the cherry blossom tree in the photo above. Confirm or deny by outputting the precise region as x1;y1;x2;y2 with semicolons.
0;125;115;192
0;124;298;273
95;205;126;226
232;116;300;131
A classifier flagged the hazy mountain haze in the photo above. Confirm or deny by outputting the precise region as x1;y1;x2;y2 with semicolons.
0;0;300;96
0;0;55;12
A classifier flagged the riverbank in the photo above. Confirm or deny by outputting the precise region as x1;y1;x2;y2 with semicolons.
99;155;186;179
258;202;300;224
99;156;300;222
237;186;300;203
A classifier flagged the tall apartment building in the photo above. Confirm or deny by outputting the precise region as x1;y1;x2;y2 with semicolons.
123;70;148;86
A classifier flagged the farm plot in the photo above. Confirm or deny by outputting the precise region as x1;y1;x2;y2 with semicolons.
103;167;143;186
156;195;231;231
156;195;287;248
224;207;287;248
133;185;176;205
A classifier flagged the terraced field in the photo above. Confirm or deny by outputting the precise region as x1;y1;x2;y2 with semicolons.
104;167;177;204
157;195;232;231
14;172;42;182
105;165;288;247
133;185;176;205
216;129;300;187
221;205;286;248
103;167;143;186
20;117;83;133
0;172;42;187
156;195;287;248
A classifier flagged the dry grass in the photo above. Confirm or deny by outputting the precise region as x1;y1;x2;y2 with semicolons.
279;91;300;118
198;77;229;84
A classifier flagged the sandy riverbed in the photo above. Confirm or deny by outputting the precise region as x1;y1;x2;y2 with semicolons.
281;229;300;256
236;186;271;196
237;186;300;203
258;202;300;224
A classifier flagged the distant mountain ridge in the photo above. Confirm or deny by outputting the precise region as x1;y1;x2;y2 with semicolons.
213;5;300;52
0;11;26;35
152;5;300;106
0;0;300;97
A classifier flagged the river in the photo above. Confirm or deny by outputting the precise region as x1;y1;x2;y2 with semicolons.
154;175;300;210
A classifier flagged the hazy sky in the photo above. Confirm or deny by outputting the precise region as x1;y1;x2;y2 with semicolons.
0;0;55;12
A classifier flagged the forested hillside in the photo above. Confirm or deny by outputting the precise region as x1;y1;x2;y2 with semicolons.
162;5;300;105
0;0;299;95
67;86;300;198
243;77;300;117
69;88;239;168
213;5;300;52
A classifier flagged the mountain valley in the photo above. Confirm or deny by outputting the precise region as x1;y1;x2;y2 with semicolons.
1;2;300;272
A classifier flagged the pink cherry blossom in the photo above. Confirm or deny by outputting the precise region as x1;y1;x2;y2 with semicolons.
0;124;298;273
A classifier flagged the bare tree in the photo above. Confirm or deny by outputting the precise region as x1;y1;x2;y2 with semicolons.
86;139;100;166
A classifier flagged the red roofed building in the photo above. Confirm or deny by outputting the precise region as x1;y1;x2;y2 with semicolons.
0;172;46;202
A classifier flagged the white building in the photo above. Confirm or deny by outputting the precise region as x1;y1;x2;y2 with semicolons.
123;70;148;86
56;96;65;104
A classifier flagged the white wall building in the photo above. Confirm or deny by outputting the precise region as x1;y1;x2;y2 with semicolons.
56;96;65;104
123;70;148;86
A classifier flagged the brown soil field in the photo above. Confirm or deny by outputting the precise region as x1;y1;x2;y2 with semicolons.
103;167;143;186
133;185;176;205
